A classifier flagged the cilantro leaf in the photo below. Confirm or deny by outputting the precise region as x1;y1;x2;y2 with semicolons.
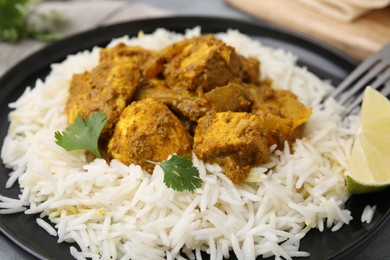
55;112;107;158
0;0;62;43
147;155;202;192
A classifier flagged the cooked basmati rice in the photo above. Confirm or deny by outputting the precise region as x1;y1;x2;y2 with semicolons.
361;205;376;224
36;217;58;236
0;27;359;259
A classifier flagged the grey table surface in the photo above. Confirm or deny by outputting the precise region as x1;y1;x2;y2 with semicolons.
1;0;389;259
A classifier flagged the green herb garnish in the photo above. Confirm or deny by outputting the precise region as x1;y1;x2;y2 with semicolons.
55;112;107;158
0;0;62;43
147;155;202;192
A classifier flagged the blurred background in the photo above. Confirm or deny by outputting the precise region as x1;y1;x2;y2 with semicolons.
1;0;389;76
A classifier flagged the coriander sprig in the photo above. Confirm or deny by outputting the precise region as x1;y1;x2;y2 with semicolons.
55;112;107;158
147;155;202;192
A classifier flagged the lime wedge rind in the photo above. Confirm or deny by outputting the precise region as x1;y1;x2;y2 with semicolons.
346;175;390;194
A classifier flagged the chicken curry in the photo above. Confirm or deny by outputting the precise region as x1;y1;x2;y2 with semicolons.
65;34;311;183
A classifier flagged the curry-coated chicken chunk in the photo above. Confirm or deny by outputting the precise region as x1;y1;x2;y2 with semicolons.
66;62;141;135
194;112;269;183
108;98;192;173
134;80;211;122
144;35;260;93
204;82;252;113
250;83;312;148
99;43;154;66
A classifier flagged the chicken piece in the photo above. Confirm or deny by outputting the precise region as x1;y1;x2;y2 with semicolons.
205;82;252;112
143;39;191;79
108;98;192;173
144;35;260;93
240;56;261;83
66;62;141;135
194;112;269;183
250;82;312;147
99;43;154;66
134;80;211;122
134;80;203;135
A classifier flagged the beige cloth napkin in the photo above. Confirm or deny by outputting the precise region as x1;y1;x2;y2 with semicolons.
296;0;390;22
0;1;170;77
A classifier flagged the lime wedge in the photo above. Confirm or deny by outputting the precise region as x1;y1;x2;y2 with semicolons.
346;87;390;194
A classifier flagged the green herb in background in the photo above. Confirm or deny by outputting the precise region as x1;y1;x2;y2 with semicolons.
0;0;62;43
55;112;108;158
147;155;203;192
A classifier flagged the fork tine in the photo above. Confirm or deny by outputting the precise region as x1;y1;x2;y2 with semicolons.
381;80;390;97
342;93;363;117
337;60;388;105
333;42;390;99
332;54;379;98
336;42;390;117
342;71;390;116
370;70;390;91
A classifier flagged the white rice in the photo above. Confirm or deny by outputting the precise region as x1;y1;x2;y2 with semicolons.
361;205;376;224
36;217;58;236
0;27;359;259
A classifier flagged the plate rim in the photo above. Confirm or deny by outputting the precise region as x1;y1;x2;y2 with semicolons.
1;15;388;260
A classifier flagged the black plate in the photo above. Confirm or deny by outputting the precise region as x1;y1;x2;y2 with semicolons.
0;16;389;260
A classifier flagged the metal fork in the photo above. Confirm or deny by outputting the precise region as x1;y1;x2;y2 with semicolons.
331;42;390;116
